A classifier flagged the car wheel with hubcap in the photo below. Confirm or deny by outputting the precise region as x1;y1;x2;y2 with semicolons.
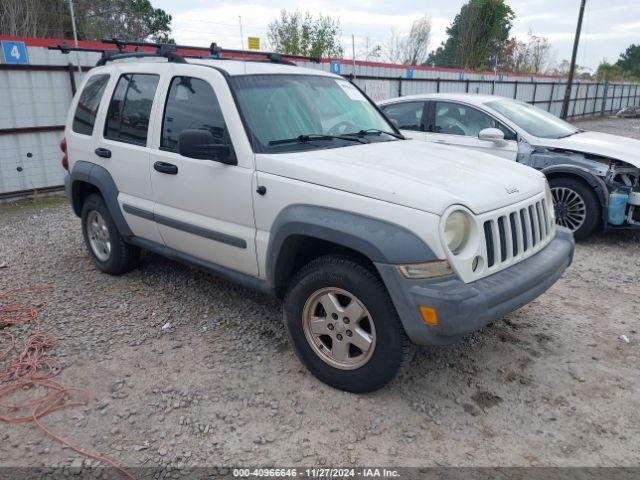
549;177;600;240
284;255;411;393
81;194;140;275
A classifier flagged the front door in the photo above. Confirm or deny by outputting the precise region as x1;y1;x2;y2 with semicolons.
149;67;258;276
426;100;519;161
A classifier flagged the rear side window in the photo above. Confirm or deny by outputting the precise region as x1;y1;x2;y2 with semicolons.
104;73;159;146
161;76;228;152
72;74;110;135
382;101;425;131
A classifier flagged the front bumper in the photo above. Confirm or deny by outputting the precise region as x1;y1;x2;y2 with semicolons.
376;227;575;345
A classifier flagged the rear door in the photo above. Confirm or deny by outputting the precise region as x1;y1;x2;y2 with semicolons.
93;66;163;243
426;100;519;160
379;101;428;140
148;65;258;276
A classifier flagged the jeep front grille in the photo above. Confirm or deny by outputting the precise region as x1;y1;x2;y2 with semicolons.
483;199;553;269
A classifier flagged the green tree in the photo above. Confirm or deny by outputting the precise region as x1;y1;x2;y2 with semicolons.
425;0;514;69
267;10;344;58
615;44;640;78
75;0;172;42
597;61;624;81
0;0;172;42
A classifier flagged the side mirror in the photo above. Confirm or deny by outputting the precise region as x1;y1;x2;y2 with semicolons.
178;129;236;164
478;128;505;143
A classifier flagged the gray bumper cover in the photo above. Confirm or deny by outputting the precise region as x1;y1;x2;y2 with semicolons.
376;227;575;346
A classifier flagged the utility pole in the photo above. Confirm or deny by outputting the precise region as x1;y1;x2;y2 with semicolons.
561;0;587;119
68;0;81;73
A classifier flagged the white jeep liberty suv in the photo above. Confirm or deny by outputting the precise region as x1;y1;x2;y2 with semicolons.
60;43;574;392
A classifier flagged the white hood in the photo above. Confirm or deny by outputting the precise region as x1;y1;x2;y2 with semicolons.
256;140;544;215
539;131;640;169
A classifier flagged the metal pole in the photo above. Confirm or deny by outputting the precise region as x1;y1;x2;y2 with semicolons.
571;82;579;117
561;0;586;119
351;34;356;79
68;0;81;73
601;79;609;116
549;82;555;112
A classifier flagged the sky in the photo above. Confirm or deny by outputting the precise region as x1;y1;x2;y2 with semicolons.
152;0;640;72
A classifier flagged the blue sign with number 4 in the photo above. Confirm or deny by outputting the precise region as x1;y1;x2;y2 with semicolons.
1;41;29;65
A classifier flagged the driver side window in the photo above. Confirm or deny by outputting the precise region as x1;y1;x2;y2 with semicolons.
433;101;516;140
381;101;425;131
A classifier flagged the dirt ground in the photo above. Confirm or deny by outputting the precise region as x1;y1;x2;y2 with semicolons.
0;118;639;474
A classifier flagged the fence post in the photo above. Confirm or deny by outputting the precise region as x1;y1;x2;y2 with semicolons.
436;78;441;93
513;81;518;99
548;82;555;112
532;81;538;106
492;80;496;95
398;76;402;97
465;79;470;93
571;81;579;118
592;83;599;115
67;63;77;96
619;85;624;110
635;84;639;107
601;78;609;116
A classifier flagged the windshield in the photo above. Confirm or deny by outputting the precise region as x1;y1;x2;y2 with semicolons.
485;99;580;139
229;74;397;152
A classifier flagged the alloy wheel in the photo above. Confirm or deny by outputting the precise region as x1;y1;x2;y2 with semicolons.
551;186;587;232
301;287;376;370
86;210;112;262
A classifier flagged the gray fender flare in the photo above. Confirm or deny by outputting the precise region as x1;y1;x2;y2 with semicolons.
266;204;437;293
542;164;609;207
68;161;133;237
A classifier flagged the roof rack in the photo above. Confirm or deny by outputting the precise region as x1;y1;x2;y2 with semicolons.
48;38;321;67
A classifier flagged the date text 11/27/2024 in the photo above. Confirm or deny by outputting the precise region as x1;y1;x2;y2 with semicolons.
233;468;400;477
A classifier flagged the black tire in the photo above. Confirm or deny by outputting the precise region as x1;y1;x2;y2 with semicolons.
549;177;600;241
283;255;410;393
81;193;140;275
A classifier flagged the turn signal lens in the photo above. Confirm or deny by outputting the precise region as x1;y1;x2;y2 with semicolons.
419;306;438;325
397;260;453;279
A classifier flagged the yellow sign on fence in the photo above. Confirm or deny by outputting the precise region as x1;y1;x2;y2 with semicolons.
247;37;260;50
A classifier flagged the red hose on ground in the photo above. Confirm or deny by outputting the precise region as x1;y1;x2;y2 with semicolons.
0;286;134;479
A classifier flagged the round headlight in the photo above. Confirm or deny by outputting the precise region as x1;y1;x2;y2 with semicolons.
444;210;471;254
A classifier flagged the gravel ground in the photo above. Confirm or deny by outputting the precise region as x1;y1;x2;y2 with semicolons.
1;118;639;474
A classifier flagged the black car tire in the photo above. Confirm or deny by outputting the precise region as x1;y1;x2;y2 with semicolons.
284;255;411;393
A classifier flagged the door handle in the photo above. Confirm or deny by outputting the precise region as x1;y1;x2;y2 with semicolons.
154;161;178;175
434;139;449;144
95;148;112;158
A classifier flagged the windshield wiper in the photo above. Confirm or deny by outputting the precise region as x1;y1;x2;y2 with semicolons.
344;128;405;140
268;134;366;146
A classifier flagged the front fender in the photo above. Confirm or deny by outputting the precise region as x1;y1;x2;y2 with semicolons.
266;204;437;291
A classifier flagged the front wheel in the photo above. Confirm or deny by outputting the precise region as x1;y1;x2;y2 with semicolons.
549;177;600;240
283;255;410;393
